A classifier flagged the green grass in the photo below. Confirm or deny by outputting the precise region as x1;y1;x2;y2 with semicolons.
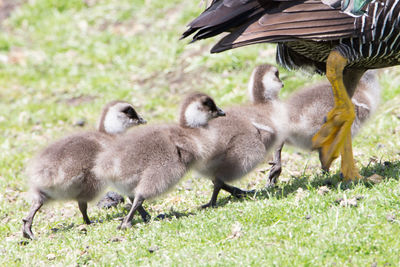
1;0;400;266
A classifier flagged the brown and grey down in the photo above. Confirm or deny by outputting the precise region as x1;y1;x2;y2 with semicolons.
22;101;145;240
93;92;225;230
268;70;381;184
195;64;288;208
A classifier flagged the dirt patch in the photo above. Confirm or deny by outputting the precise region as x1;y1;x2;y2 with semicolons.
0;0;24;24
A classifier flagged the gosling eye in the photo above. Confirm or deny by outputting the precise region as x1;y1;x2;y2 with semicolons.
202;98;216;111
121;106;138;119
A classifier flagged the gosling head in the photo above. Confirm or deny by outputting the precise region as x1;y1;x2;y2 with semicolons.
180;92;225;128
98;100;146;134
248;64;283;104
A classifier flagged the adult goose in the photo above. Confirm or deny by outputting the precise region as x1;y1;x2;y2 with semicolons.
182;0;398;180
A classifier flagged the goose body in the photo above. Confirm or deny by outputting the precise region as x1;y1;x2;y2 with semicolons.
183;0;399;180
184;0;400;71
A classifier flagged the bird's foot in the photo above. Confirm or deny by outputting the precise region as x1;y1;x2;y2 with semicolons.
340;130;363;181
117;221;132;230
267;160;282;186
83;218;92;225
22;219;35;240
312;104;360;181
141;214;151;223
201;201;216;209
230;188;253;199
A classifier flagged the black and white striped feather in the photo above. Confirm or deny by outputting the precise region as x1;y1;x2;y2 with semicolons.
183;0;400;74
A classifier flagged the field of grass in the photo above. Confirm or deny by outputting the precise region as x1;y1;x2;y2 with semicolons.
1;0;400;265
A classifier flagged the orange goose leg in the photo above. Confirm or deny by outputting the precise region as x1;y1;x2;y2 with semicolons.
312;50;362;181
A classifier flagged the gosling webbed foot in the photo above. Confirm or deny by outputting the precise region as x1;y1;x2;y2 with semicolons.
117;221;133;230
201;201;217;209
22;219;35;240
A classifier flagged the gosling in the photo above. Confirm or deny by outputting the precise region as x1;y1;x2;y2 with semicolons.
268;70;381;185
22;101;146;239
195;64;288;208
94;92;225;230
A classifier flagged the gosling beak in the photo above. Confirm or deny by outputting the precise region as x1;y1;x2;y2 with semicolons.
216;107;225;117
138;117;147;124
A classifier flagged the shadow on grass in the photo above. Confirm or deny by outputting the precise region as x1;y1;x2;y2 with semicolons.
213;160;400;208
154;210;196;221
99;204;147;225
49;205;144;236
100;203;196;229
81;160;400;227
50;222;76;234
360;160;400;180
